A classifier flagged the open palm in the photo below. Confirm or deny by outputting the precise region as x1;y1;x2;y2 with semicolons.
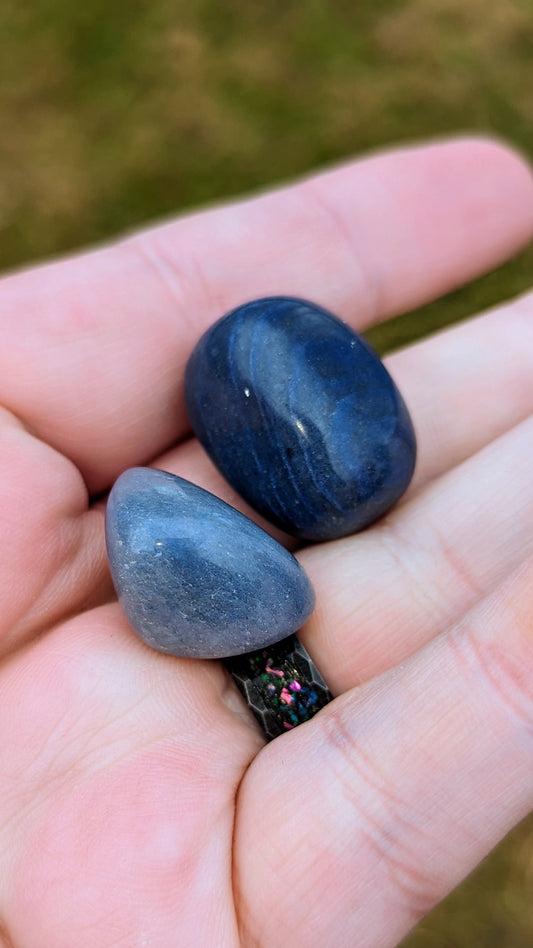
1;137;533;947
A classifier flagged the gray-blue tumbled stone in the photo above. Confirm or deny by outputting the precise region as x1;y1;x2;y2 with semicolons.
105;467;315;658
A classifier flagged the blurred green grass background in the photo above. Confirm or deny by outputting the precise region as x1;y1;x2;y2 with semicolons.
1;0;532;943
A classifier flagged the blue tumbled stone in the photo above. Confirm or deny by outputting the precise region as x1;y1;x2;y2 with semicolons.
185;296;416;541
105;467;315;658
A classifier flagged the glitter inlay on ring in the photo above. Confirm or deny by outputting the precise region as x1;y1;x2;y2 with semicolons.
224;634;332;740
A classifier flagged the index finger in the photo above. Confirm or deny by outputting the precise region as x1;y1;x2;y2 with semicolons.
0;136;532;492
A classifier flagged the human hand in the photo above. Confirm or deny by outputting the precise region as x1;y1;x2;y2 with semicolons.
0;137;532;947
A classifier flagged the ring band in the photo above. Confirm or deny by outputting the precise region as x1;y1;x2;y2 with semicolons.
224;634;332;740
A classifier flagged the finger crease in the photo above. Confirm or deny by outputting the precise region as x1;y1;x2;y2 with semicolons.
299;179;382;323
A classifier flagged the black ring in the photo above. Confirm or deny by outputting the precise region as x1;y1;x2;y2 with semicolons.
223;634;333;740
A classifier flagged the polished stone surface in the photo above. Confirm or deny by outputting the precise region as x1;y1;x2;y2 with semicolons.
105;467;315;658
185;296;417;541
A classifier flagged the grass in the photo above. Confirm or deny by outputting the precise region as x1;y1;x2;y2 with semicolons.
0;0;532;942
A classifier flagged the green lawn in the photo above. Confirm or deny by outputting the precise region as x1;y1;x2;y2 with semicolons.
1;0;532;942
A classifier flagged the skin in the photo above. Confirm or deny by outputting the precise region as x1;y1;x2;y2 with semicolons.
0;137;532;946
